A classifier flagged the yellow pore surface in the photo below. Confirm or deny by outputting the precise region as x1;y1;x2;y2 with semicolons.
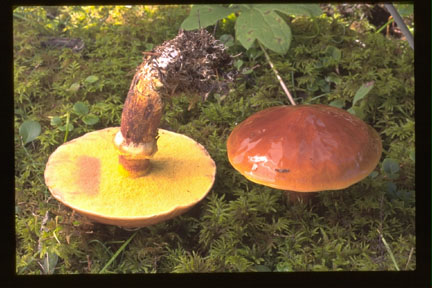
44;127;216;219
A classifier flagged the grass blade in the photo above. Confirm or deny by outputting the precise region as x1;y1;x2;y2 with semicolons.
99;231;138;273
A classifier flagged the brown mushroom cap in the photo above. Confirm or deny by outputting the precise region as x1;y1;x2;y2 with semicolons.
45;127;216;227
226;105;382;192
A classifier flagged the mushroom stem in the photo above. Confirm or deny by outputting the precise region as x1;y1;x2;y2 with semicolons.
114;29;233;177
286;191;318;203
114;60;163;177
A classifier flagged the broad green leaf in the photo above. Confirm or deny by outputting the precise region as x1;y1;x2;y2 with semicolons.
82;114;99;125
50;116;62;126
68;82;80;92
59;123;74;132
236;8;292;54
19;120;41;145
181;5;234;30
85;75;99;83
382;158;400;175
73;101;89;115
353;81;374;105
253;4;322;17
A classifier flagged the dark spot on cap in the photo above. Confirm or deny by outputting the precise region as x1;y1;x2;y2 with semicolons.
77;156;101;196
275;168;290;173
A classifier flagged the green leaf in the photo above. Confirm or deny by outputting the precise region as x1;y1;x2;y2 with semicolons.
68;82;80;93
254;4;322;17
59;123;74;132
242;68;254;75
325;73;341;84
306;82;319;92
369;171;379;179
234;60;244;70
144;43;154;51
219;34;234;47
236;7;292;54
394;4;413;17
347;106;366;119
73;102;89;115
82;114;99;125
326;46;341;61
181;5;234;30
42;251;59;275
19;120;41;145
353;81;374;105
385;182;400;200
329;99;344;108
382;158;400;175
85;75;99;83
50;116;62;126
246;47;263;60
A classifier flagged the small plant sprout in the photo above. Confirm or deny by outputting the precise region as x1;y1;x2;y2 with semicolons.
44;30;235;228
50;101;100;142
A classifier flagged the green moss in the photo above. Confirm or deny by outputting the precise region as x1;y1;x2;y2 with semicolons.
15;5;414;273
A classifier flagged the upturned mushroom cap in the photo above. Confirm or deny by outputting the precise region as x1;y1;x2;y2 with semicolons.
45;127;216;227
226;105;382;192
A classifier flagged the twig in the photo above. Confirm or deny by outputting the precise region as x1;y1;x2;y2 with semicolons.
404;247;414;270
377;228;400;271
383;4;414;50
142;51;162;56
63;112;70;143
258;41;296;106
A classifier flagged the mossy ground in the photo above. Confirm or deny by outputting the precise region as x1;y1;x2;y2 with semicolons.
14;6;415;274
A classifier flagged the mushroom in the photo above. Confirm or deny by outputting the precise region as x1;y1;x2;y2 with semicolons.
44;30;233;228
226;104;382;202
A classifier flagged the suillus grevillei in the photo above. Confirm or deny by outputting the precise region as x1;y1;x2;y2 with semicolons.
226;104;382;202
45;30;234;228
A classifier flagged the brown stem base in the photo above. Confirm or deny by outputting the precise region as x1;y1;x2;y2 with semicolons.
118;155;151;178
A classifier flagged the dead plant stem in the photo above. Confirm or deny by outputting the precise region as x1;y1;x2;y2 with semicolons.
258;41;296;106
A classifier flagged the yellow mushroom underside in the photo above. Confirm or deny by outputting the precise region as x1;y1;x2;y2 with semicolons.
44;127;216;226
